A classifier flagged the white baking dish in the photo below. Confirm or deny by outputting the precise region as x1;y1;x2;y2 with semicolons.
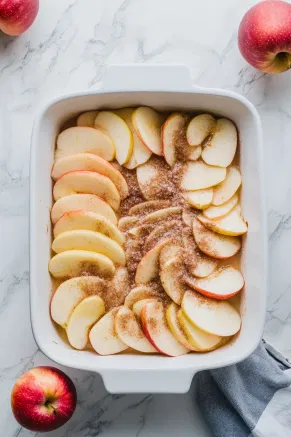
30;64;267;393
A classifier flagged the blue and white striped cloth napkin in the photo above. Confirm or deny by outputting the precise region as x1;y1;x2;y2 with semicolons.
197;340;291;437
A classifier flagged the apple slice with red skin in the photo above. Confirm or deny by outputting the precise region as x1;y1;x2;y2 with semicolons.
132;107;164;155
77;111;98;127
135;238;171;284
166;303;199;351
182;290;241;337
197;206;248;236
55;126;115;162
115;306;157;353
192;217;241;259
202;118;237;168
132;298;160;318
124;286;157;308
203;193;238;220
162;113;188;166
51;153;128;199
51;194;117;225
186;114;216;147
89;307;128;355
212;166;241;206
140;301;189;356
185;266;244;300
11;367;76;432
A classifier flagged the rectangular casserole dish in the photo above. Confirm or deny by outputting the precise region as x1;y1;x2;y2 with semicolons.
30;64;267;393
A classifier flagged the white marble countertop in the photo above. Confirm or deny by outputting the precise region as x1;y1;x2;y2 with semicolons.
1;0;291;435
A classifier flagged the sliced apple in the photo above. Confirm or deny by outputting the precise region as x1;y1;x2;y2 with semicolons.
55;126;115;161
192;217;241;259
106;267;130;310
51;194;117;225
128;223;153;238
145;219;180;251
118;216;139;231
135;238;171;284
132;298;160;318
94;111;133;165
159;242;183;269
203;194;238;220
89;307;128;355
182;206;196;227
53;210;124;245
76;111;98;127
140;301;189;356
182;227;218;278
183;189;213;210
197;206;247;236
202;118;237;167
212;166;241;206
160;257;187;305
166;303;199;351
182;290;241;337
162;113;188;166
66;296;105;350
124;286;157;308
142;206;182;224
49;250;115;279
52;230;126;266
132;107;164;156
50;276;105;327
181;161;226;191
51;153;128;199
177;309;222;352
115;306;157;353
116;108;152;167
188;145;202;161
136;156;174;200
53;171;120;211
185;266;244;300
129;199;171;216
186;114;216;147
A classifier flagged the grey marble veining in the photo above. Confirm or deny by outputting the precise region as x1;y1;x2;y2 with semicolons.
1;0;291;435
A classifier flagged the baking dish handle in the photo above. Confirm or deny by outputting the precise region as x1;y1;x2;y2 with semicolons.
101;370;195;394
101;64;193;92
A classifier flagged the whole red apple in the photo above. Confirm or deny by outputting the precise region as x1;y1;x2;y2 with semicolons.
11;366;77;432
0;0;39;36
238;0;291;73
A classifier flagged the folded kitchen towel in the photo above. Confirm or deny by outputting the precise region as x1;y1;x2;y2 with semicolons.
196;340;291;437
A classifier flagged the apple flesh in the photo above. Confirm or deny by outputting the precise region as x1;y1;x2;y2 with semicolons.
238;0;291;73
77;111;98;127
0;0;39;36
132;107;164;156
11;367;76;432
124;285;157;308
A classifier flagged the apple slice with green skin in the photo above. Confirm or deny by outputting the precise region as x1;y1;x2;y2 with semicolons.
183;188;213;210
55;127;115;162
53;171;120;211
135;238;171;284
182;290;241;337
212;166;241;206
202;118;237;167
49;250;115;279
66;296;105;350
129;199;171;216
132;298;160;318
142;207;182;224
192;217;241;259
188;145;202;161
182;227;218;278
166;303;199;351
124;286;157;308
181;161;226;191
77;111;98;127
118;216;139;231
50;276;105;327
186;114;216;147
89;307;128;355
116;108;152;168
51;153;128;199
141;301;189;356
53;210;124;245
197;206;248;236
162;113;188;166
115;306;157;353
94;111;133;165
177;309;222;352
137;156;174;200
203;193;238;220
52;230;126;266
160;257;187;305
185;266;244;300
132;107;164;156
